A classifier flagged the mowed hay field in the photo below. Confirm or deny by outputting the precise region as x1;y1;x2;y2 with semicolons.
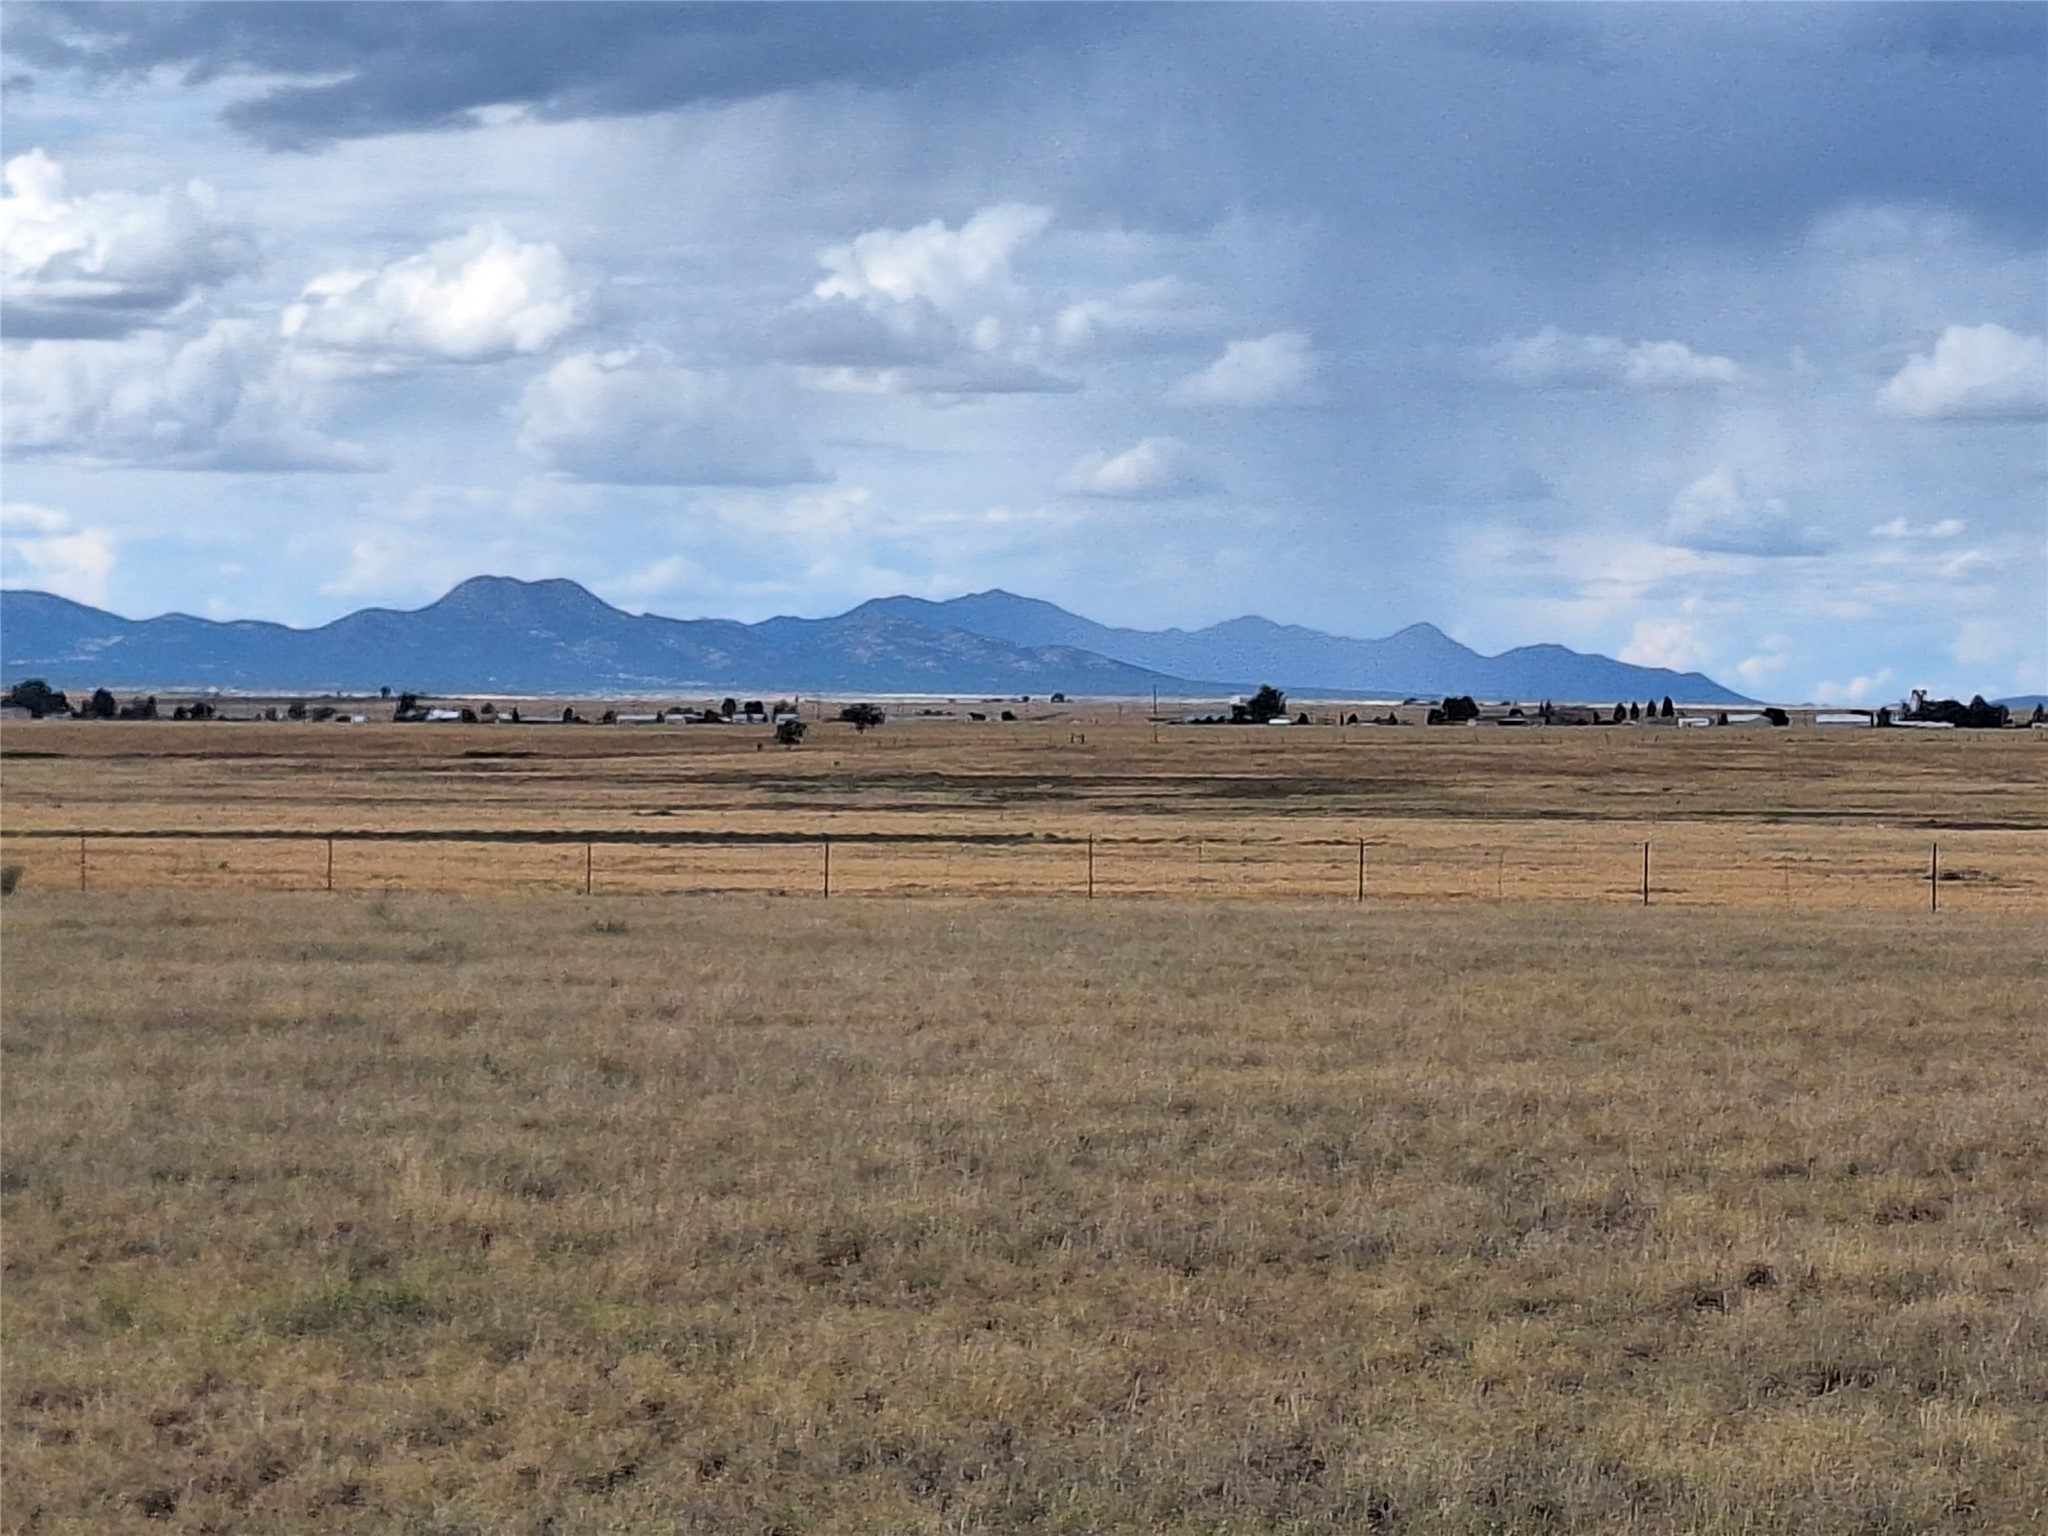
3;722;2047;1533
4;898;2047;1534
2;720;2044;907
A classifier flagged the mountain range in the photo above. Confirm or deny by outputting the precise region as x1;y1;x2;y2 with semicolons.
0;576;1754;703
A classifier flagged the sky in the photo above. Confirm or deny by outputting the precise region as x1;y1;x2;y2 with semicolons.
1;1;2043;703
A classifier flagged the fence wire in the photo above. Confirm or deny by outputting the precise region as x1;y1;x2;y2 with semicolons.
1;829;2042;911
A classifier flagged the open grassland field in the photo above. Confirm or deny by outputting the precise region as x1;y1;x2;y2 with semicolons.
3;897;2046;1535
1;722;2043;909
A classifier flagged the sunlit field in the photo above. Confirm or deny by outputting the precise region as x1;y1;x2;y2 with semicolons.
3;720;2045;1533
3;718;2043;909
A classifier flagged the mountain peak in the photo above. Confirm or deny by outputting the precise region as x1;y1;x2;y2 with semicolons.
428;575;621;620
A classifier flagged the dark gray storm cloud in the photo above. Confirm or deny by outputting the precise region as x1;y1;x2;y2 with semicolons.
10;3;2039;251
1159;3;2048;252
2;1;1128;149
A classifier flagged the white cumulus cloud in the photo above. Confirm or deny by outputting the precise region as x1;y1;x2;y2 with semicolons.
814;203;1050;312
1619;618;1710;673
1664;469;1828;558
1170;331;1316;406
781;204;1074;396
1812;668;1895;705
1481;326;1745;392
1875;323;2048;421
1;502;116;605
282;225;586;369
0;148;258;339
1058;436;1209;500
2;321;372;471
517;345;820;487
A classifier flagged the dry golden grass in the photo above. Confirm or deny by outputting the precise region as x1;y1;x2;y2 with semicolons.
5;893;2047;1534
3;721;2044;910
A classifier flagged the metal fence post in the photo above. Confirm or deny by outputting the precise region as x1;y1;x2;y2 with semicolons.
78;834;86;893
326;836;335;892
1356;839;1365;902
1087;836;1095;900
584;840;594;897
1642;841;1651;907
823;836;831;898
1930;841;1938;913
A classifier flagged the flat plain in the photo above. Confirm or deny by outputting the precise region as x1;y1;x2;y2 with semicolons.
2;717;2043;907
3;720;2045;1533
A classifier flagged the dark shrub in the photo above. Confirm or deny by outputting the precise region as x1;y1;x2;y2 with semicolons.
3;679;69;718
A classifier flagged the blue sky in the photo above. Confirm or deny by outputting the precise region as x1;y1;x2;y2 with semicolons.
2;1;2042;702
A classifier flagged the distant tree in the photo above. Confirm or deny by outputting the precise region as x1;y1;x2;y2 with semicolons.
1440;695;1479;724
88;687;118;720
743;699;766;718
509;707;522;724
1426;707;1447;725
1762;707;1789;727
117;695;159;720
1716;711;1729;726
775;718;808;746
186;700;215;722
1612;702;1628;724
1628;701;1641;722
2034;704;2046;726
720;697;738;718
286;698;307;721
1661;695;1674;718
3;679;69;718
1875;706;1892;727
1231;684;1287;724
1051;692;1067;704
1001;709;1018;722
839;702;886;732
561;705;578;724
379;685;392;700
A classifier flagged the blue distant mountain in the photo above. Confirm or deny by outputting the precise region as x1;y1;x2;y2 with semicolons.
0;576;1753;703
849;590;1753;704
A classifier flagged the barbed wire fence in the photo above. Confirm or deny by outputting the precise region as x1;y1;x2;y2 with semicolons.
2;828;2041;912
